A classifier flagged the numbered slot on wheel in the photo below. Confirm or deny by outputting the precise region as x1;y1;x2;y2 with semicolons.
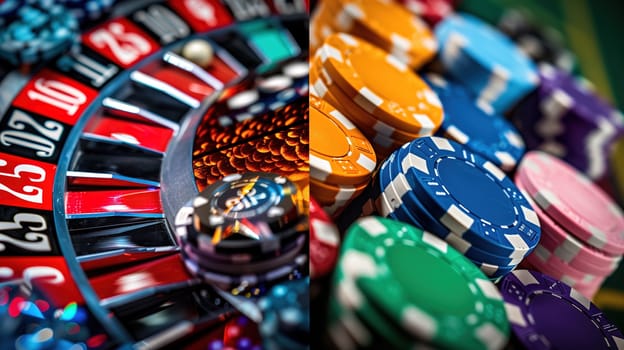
0;109;70;164
0;207;57;256
0;153;55;210
131;3;192;46
55;46;121;90
82;17;160;69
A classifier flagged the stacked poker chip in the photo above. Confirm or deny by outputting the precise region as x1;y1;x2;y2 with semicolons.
435;13;539;114
424;73;526;172
0;0;79;66
309;197;340;280
500;270;624;349
326;216;510;350
309;94;377;217
311;33;444;159
310;0;438;68
372;136;541;280
511;64;624;184
259;278;310;350
173;173;309;294
308;0;624;347
515;151;624;298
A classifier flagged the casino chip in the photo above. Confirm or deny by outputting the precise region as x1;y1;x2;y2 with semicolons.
387;137;540;259
309;94;376;186
511;64;624;182
500;270;624;349
316;33;443;136
311;0;437;68
259;278;309;350
517;152;624;256
174;172;309;293
377;152;524;269
435;13;538;113
183;252;308;292
424;73;526;172
327;217;509;350
191;172;305;252
518;181;620;288
309;196;340;279
514;151;624;297
309;92;376;216
312;33;444;158
311;63;407;160
181;234;307;275
311;177;370;218
372;139;527;281
0;0;79;66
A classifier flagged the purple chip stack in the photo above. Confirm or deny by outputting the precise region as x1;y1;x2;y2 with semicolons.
499;269;624;349
511;63;624;182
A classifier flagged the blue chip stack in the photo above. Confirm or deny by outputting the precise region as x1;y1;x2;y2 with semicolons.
0;0;79;66
424;73;526;172
371;136;541;280
435;13;539;114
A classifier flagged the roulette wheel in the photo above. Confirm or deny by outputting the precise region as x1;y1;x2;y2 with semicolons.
0;0;310;349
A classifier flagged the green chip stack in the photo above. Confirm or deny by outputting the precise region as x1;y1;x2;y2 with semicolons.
326;216;511;350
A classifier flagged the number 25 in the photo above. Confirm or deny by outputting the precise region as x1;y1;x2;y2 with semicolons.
0;159;45;204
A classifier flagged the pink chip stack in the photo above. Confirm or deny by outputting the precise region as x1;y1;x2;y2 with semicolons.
515;151;624;299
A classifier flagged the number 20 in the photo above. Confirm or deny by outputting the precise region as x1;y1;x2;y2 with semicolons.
0;110;64;158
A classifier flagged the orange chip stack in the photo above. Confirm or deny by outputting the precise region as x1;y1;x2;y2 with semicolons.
310;94;377;216
310;0;437;69
311;33;444;159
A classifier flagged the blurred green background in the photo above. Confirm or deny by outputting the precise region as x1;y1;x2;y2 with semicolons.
460;0;624;328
